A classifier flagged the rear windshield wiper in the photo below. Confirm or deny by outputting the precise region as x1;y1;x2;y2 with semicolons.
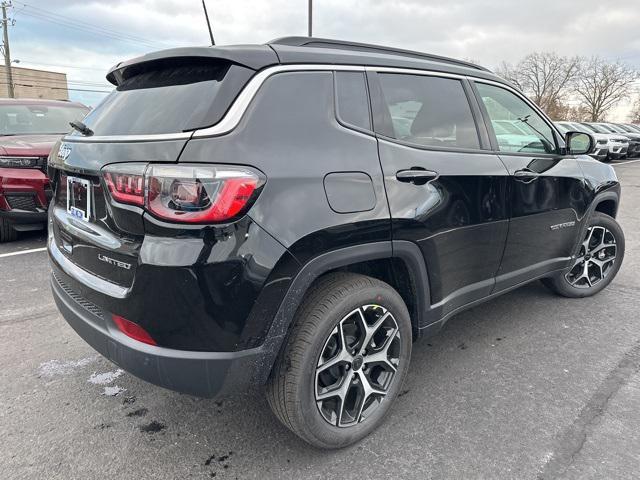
69;121;94;136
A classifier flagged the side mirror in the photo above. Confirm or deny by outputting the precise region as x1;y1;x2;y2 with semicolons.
565;131;593;155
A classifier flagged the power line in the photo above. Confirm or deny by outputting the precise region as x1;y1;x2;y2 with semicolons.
4;71;111;87
13;1;168;47
13;2;169;49
15;60;107;72
0;81;110;93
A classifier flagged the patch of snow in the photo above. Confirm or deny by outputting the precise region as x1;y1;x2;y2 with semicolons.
88;369;124;385
38;356;97;377
103;385;126;396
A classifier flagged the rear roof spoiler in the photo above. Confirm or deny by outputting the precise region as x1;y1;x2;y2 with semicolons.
106;45;279;86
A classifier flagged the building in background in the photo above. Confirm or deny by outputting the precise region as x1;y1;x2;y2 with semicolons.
0;66;68;101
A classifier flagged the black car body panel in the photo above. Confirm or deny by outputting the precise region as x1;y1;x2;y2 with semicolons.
48;38;621;398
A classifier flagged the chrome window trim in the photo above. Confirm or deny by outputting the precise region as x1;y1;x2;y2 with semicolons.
192;64;366;138
63;131;194;144
61;63;544;144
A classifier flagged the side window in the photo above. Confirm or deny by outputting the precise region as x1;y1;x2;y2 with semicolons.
335;71;371;131
376;73;480;149
475;83;557;155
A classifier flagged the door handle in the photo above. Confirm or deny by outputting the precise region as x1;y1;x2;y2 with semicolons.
396;168;438;185
514;168;540;183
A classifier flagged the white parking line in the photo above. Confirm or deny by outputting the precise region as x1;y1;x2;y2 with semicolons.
612;159;640;167
0;247;47;259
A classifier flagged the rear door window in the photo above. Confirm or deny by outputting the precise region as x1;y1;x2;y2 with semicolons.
78;59;252;136
375;73;480;149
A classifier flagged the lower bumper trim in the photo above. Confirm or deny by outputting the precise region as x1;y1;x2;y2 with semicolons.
51;270;270;398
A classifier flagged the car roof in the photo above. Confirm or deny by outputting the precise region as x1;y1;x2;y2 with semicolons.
0;98;88;109
106;36;509;88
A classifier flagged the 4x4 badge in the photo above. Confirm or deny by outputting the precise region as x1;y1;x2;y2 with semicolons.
58;143;72;161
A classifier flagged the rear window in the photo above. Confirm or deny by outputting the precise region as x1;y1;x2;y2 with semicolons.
79;59;251;136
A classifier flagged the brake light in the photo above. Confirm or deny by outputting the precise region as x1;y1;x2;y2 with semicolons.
104;172;145;206
101;163;263;224
112;314;157;346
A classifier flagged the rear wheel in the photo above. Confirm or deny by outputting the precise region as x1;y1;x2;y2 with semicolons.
266;272;412;449
0;217;17;242
542;212;624;298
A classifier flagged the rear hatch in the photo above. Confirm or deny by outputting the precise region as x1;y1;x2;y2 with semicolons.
48;54;267;290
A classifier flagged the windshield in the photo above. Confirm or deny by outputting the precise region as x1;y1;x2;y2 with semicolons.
0;104;88;136
597;124;616;133
582;123;604;134
567;123;589;133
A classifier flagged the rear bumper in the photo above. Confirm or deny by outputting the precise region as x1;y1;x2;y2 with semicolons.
51;265;272;398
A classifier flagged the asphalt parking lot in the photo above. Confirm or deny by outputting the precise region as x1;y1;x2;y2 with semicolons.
2;159;640;480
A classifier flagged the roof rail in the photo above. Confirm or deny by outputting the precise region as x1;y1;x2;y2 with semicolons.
268;36;490;72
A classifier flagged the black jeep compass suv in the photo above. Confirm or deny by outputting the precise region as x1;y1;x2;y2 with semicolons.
48;37;624;449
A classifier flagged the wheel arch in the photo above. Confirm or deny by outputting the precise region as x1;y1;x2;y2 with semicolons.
258;240;429;384
569;188;620;260
593;197;618;218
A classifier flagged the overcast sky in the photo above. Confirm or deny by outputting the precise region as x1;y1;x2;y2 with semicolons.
8;0;640;118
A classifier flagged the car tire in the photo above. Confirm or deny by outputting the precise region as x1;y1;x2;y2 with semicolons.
266;272;412;449
0;217;17;243
542;212;624;298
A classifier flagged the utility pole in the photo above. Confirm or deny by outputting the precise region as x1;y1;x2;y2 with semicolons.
1;1;13;98
308;0;312;37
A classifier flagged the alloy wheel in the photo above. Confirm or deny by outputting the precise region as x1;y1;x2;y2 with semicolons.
565;225;617;288
314;305;401;427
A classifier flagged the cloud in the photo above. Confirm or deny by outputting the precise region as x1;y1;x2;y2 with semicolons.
8;0;640;113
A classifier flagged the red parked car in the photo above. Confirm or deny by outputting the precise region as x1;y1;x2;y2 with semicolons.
0;98;89;241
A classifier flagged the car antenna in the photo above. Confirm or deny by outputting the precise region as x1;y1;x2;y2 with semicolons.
202;0;215;46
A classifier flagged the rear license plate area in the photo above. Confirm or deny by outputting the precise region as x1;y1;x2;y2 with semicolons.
66;176;91;221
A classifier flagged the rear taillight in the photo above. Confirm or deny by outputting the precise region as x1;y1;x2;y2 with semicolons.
112;314;157;346
101;163;263;224
104;172;145;206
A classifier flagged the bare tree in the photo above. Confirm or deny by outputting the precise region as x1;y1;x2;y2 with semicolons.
630;95;640;123
575;57;638;122
496;52;581;115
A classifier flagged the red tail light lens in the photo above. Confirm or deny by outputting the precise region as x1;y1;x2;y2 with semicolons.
112;314;157;346
146;165;260;223
102;163;264;224
104;172;145;206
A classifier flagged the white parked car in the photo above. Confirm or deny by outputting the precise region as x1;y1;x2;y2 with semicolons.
580;123;629;161
556;121;610;162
